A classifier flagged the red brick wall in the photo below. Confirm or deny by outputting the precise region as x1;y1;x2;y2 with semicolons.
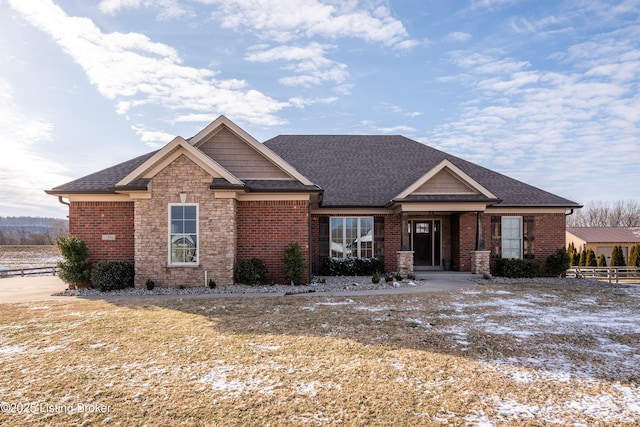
483;212;567;273
452;213;477;272
384;215;401;272
236;200;309;283
69;201;135;263
437;211;567;273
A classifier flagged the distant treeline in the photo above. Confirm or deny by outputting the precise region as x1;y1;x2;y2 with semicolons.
0;216;69;245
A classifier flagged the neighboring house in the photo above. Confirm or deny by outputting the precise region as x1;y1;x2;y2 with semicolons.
566;227;640;264
46;116;581;287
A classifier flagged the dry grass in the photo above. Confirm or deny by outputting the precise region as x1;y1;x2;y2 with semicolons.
1;283;639;426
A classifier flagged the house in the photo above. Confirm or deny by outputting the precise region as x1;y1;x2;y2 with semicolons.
46;115;581;287
566;227;640;264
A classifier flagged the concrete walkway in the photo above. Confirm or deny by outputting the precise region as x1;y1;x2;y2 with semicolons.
0;272;479;303
0;275;69;303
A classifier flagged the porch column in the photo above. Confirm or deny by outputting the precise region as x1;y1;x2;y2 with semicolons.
471;211;490;275
475;211;485;251
400;212;410;251
397;212;414;276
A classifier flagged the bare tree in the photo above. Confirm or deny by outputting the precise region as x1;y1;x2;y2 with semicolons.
567;200;640;227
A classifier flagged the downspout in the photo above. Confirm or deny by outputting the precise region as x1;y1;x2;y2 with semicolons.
565;209;574;216
57;196;70;207
308;201;313;283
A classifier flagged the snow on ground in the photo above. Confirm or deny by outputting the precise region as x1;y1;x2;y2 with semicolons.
435;285;640;425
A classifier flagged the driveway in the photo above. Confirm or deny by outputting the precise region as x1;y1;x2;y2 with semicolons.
0;276;69;303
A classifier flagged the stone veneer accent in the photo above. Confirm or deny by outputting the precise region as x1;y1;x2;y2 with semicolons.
396;251;414;276
134;154;236;287
471;250;490;275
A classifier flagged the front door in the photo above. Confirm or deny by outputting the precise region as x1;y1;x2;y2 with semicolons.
413;220;441;267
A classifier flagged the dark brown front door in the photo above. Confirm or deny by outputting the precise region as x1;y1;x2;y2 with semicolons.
413;220;441;267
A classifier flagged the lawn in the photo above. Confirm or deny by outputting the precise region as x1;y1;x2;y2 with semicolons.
1;282;639;426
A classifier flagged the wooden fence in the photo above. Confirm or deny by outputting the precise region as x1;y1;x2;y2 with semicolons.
0;266;58;278
566;266;640;284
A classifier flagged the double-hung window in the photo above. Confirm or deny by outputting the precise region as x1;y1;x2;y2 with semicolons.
330;217;373;258
490;216;534;259
501;217;522;259
169;204;198;265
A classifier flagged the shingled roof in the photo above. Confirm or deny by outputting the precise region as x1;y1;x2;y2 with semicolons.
47;132;580;210
264;135;580;208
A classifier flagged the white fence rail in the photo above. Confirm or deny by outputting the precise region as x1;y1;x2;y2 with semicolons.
0;266;58;278
566;266;640;284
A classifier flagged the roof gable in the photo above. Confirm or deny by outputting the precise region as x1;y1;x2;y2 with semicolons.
395;159;496;200
117;136;242;187
197;126;291;179
190;115;314;185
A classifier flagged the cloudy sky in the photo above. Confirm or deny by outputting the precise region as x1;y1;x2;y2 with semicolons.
2;0;639;218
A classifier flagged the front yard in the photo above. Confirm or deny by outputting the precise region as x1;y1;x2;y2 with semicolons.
1;282;639;426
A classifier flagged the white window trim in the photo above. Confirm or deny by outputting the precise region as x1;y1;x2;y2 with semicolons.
330;217;374;258
168;203;199;266
501;216;523;259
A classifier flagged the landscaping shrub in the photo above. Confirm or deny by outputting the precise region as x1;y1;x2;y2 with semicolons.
236;258;268;285
56;234;92;287
371;271;381;284
91;261;135;292
283;242;306;285
628;243;639;267
610;245;626;267
146;279;155;290
598;253;607;267
495;258;542;278
545;248;570;277
320;257;384;276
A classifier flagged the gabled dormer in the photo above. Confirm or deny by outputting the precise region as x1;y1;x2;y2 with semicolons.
392;159;500;212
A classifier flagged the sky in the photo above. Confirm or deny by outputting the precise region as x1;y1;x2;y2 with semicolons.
1;0;639;219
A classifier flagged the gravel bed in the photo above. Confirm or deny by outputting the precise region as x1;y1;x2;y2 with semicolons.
54;274;634;298
54;275;424;297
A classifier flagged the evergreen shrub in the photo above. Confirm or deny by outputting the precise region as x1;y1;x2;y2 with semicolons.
56;234;92;287
495;258;542;278
320;257;385;276
283;242;306;285
236;258;268;285
91;261;134;291
545;248;570;277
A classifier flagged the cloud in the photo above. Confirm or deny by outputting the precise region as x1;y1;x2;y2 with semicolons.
445;32;472;42
245;43;349;87
206;0;414;48
376;125;416;133
0;80;71;217
380;103;423;118
9;0;288;127
131;125;176;148
430;27;640;202
98;0;191;20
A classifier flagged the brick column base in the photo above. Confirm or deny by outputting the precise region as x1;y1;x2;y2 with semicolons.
396;251;414;276
471;251;491;275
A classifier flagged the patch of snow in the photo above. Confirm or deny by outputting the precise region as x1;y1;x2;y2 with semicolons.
251;343;281;351
0;345;24;355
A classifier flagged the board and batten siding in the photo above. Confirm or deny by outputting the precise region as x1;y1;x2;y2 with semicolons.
198;127;291;179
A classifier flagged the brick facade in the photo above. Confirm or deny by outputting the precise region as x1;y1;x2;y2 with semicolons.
237;200;309;283
134;154;236;287
69;201;135;263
